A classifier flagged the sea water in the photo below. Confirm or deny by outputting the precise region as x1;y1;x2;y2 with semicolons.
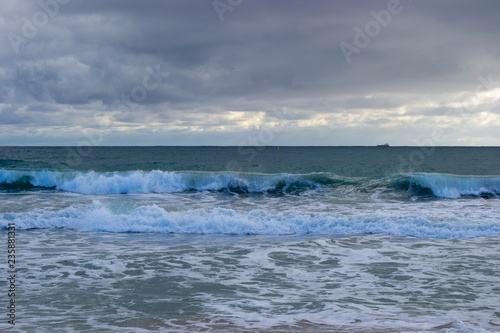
1;146;499;332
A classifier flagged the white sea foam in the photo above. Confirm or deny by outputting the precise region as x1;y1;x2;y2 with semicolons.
0;169;320;194
15;229;500;332
2;169;500;198
408;173;500;198
2;200;499;238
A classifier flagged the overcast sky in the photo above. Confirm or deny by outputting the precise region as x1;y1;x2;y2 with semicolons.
1;0;499;146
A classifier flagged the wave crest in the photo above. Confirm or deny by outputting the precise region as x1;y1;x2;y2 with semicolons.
405;173;500;198
0;169;324;194
1;169;499;198
2;201;499;238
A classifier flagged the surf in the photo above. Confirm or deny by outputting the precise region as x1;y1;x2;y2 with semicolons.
402;173;500;198
1;169;499;199
2;200;500;238
0;169;328;194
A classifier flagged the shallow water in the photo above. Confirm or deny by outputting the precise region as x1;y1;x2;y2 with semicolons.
8;230;500;332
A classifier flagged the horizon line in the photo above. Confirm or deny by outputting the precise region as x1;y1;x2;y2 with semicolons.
2;145;500;148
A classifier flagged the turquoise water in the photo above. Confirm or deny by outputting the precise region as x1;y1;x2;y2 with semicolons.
2;146;500;175
1;146;500;332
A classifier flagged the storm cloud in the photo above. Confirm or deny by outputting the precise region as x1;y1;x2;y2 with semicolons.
1;0;499;145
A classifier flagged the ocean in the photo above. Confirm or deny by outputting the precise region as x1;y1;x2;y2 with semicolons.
1;146;500;332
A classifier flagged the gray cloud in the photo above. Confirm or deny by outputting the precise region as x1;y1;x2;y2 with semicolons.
1;0;499;145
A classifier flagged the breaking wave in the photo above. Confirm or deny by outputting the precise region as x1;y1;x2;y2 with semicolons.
0;169;499;198
403;173;500;199
1;201;499;238
0;169;337;194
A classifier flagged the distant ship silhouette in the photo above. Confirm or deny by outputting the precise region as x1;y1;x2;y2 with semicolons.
377;143;389;147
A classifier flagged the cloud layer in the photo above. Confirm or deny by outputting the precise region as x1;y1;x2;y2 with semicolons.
1;0;499;145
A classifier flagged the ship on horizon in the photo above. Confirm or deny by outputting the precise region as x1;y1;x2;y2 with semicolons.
377;143;389;147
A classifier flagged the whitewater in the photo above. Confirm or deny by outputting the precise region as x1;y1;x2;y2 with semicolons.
1;169;500;198
1;146;499;332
